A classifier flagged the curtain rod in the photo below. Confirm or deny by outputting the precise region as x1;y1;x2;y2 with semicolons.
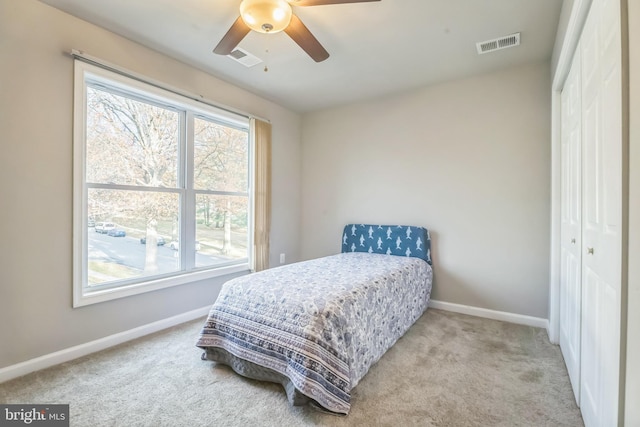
69;49;270;124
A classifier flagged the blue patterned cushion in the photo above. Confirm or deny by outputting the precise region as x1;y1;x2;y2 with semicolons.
341;224;432;265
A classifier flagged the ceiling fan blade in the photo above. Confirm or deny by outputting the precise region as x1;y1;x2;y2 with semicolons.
290;0;380;6
213;16;251;55
284;14;330;62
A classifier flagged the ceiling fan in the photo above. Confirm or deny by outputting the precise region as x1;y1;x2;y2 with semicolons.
213;0;381;63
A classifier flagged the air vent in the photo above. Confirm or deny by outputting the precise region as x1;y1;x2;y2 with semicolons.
476;33;521;55
229;50;247;60
227;47;263;67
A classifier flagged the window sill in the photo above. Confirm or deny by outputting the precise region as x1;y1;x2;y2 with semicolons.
73;263;251;307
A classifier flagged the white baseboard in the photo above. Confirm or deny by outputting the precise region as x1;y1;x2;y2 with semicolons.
429;299;549;329
0;306;211;384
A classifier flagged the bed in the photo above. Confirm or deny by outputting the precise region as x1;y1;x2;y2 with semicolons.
196;224;433;414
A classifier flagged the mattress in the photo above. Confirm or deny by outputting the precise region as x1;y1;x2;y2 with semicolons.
197;251;433;414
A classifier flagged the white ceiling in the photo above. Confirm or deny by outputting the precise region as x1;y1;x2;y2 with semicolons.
38;0;563;113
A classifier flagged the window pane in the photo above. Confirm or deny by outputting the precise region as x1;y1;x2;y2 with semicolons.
86;86;180;188
195;194;249;268
194;118;248;192
87;188;180;286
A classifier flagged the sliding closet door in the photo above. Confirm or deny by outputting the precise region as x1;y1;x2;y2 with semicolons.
559;46;582;405
579;0;623;425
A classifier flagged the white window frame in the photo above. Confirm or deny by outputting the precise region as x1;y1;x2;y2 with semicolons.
73;60;253;307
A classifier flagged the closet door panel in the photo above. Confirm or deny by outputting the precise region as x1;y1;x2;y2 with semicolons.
597;1;623;423
580;268;601;424
579;0;622;425
559;47;582;404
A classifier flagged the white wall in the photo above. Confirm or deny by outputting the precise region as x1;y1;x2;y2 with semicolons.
625;0;639;423
0;0;301;369
301;63;552;319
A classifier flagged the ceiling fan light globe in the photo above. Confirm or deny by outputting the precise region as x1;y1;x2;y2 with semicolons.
240;0;293;34
273;8;286;21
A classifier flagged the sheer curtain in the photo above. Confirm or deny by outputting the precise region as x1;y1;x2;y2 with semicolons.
252;118;271;271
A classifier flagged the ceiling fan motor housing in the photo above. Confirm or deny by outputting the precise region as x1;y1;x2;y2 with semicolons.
240;0;293;34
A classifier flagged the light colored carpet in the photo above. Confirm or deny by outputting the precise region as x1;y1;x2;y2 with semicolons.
0;309;583;426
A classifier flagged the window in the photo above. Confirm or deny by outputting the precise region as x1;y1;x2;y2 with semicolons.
73;61;252;306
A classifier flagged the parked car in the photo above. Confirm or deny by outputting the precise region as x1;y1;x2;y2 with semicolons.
169;240;201;251
140;236;166;246
107;229;126;237
95;222;116;234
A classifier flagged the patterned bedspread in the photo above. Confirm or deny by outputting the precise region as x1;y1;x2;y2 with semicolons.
196;252;433;414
